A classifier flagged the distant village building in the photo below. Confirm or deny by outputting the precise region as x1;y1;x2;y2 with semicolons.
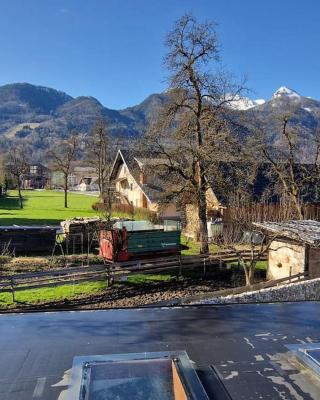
254;220;320;280
22;164;49;189
73;166;98;191
50;165;99;191
78;176;99;192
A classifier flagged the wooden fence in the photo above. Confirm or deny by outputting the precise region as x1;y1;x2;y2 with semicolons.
223;203;320;224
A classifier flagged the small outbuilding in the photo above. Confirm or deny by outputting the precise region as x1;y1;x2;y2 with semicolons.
253;220;320;280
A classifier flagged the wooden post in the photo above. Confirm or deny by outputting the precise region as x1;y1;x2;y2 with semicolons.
65;236;69;266
11;277;15;303
203;257;206;277
81;233;84;267
87;230;90;266
107;264;110;287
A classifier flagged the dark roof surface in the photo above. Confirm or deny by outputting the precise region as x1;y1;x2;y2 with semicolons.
253;219;320;246
209;161;319;206
1;302;320;399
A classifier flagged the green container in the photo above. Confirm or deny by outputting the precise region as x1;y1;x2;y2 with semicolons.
127;230;181;254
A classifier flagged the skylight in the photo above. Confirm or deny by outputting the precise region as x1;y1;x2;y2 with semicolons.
287;343;320;377
67;351;209;400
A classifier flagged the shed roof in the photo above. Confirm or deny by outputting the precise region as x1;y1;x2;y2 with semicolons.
253;219;320;246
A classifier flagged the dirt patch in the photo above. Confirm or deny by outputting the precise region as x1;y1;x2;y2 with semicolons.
2;277;238;312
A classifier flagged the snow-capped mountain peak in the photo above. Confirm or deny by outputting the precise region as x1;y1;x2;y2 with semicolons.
254;99;266;106
228;95;265;110
272;86;301;100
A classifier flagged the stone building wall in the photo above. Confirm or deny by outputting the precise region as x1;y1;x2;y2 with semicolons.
267;240;305;280
184;204;199;240
183;188;222;240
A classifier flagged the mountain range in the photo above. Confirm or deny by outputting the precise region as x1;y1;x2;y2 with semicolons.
0;82;319;161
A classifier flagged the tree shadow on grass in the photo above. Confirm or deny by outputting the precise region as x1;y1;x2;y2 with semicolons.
0;218;62;226
0;196;25;210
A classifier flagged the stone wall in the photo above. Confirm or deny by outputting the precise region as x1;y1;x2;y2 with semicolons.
267;240;305;280
197;277;320;304
184;204;199;240
183;188;222;240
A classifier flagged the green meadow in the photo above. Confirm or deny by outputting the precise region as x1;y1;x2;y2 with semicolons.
0;190;98;225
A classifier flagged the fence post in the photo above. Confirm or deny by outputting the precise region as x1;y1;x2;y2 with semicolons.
107;264;110;287
203;257;206;277
87;231;90;266
10;277;15;303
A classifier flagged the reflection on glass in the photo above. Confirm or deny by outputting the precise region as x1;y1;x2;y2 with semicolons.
81;358;187;400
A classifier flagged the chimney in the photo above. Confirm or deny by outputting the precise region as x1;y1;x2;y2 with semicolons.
139;170;145;185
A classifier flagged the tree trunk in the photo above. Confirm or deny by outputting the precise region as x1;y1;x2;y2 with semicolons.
64;174;68;208
17;178;23;209
99;170;104;202
198;179;209;254
292;195;303;220
244;264;254;286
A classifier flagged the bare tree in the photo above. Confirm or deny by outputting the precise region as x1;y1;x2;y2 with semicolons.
6;146;29;208
47;135;78;208
214;216;276;286
257;115;320;219
86;119;118;202
143;14;245;253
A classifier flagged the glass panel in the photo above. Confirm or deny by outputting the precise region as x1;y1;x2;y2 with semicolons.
305;349;320;367
67;351;209;400
81;358;187;400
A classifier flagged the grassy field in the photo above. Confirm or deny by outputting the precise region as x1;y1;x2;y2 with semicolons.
181;235;220;256
0;190;98;225
0;280;107;307
0;274;175;308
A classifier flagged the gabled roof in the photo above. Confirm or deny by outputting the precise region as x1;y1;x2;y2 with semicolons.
110;149;164;203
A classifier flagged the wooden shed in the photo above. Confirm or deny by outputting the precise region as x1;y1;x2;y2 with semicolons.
253;220;320;280
0;225;58;255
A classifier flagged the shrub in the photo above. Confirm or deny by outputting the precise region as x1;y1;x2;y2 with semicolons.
92;202;109;213
91;202;158;223
112;203;134;215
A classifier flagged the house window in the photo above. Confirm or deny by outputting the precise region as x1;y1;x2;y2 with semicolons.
30;166;37;174
130;183;133;190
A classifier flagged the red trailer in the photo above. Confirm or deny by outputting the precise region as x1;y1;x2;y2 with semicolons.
99;221;181;262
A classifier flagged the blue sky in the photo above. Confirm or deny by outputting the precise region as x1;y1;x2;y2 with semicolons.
0;0;319;109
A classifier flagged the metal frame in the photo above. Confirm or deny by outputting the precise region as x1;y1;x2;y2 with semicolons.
287;343;320;376
67;350;209;399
